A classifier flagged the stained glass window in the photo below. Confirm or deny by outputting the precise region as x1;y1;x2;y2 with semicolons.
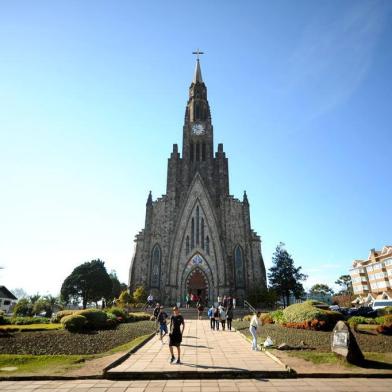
191;218;195;249
206;236;210;255
186;236;190;254
201;218;205;249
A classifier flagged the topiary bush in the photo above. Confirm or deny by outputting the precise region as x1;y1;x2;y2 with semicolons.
127;312;151;322
107;307;127;322
61;314;87;332
260;313;273;325
242;314;252;322
270;309;284;324
75;309;108;329
105;312;119;329
51;310;75;323
280;301;343;331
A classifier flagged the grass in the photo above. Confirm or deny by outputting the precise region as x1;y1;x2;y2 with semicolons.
0;354;91;375
0;333;153;376
0;324;63;332
286;351;392;367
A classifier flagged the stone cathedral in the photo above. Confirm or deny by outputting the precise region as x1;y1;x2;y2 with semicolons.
129;58;266;305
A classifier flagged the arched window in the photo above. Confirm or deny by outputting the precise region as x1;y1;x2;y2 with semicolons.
196;143;200;161
191;218;195;249
201;218;205;249
202;143;206;161
234;245;245;288
206;236;210;255
190;143;194;162
196;206;200;246
186;236;190;254
150;245;161;288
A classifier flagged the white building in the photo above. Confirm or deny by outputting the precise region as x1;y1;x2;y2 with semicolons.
0;286;18;314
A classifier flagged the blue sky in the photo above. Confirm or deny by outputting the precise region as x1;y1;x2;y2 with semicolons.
0;1;391;296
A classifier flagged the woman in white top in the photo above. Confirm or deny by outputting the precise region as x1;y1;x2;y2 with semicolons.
249;312;261;351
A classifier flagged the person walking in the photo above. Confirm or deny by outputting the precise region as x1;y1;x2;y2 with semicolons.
169;306;185;364
220;306;227;331
214;306;220;330
208;305;215;330
157;306;168;343
147;293;154;308
249;312;261;350
153;303;160;334
197;301;204;320
185;293;191;309
226;305;234;331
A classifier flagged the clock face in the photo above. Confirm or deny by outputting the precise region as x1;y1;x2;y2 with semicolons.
192;122;205;135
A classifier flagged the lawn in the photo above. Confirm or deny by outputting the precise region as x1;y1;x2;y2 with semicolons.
233;320;392;353
0;320;155;355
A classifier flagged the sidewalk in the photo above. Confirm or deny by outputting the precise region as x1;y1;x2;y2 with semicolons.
107;319;286;379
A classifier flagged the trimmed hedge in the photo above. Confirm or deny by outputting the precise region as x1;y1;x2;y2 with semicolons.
51;310;75;323
74;309;108;329
128;312;151;322
61;315;88;332
10;317;51;325
270;309;284;324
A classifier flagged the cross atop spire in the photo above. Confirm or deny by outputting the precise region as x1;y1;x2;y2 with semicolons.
192;48;204;60
192;49;204;83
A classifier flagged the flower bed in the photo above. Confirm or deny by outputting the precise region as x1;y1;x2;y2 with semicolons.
233;320;392;353
0;320;155;355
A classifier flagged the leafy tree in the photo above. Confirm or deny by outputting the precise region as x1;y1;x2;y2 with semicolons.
247;287;278;308
61;259;113;309
268;243;307;307
309;283;334;296
13;298;33;316
118;290;132;307
32;295;61;317
132;286;147;303
335;275;353;295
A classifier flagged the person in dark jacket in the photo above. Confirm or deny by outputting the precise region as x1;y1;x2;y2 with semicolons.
169;306;185;364
213;306;220;330
226;305;234;330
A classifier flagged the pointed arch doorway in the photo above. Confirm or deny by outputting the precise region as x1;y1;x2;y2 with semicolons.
186;267;209;303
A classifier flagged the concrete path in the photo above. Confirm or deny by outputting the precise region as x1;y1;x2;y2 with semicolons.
107;320;285;378
1;378;391;391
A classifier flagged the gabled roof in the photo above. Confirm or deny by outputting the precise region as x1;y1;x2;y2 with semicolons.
0;286;17;300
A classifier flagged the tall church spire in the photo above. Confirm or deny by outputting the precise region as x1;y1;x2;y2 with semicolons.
193;59;203;83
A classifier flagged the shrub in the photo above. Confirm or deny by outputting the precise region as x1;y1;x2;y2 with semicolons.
10;317;50;325
378;306;392;316
260;313;273;325
348;316;367;328
0;314;10;325
270;310;284;324
283;302;322;323
61;314;87;332
127;312;151;322
75;309;108;329
51;310;75;323
107;307;127;322
13;298;33;317
375;315;392;325
105;313;119;329
242;314;252;322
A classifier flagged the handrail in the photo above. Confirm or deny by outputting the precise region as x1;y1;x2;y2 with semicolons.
244;299;256;313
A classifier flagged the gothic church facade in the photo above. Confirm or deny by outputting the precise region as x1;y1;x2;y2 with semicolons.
129;59;266;304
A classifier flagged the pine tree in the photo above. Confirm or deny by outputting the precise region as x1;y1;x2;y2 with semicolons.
268;243;307;307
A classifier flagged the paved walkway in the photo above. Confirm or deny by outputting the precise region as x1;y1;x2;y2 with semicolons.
1;378;391;391
107;320;284;377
